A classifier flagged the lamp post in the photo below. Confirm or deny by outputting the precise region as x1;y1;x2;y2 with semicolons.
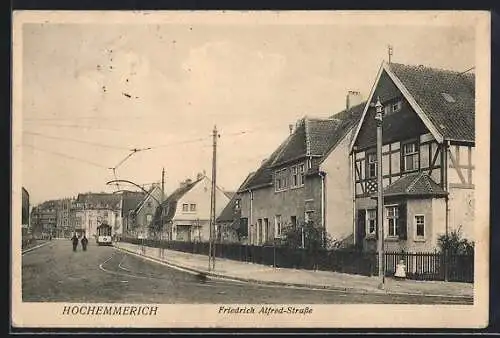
374;96;385;290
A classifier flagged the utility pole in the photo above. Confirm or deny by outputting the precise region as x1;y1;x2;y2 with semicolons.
208;125;218;271
388;45;393;64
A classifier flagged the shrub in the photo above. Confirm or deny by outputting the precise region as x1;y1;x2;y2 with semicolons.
437;226;474;255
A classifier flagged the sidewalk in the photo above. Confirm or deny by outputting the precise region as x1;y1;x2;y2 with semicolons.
22;240;50;254
115;242;473;299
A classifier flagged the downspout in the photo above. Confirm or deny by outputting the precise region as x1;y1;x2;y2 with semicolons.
249;189;253;245
443;140;450;237
319;170;326;248
443;140;450;281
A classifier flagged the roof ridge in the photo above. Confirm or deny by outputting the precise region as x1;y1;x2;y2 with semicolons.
388;62;473;75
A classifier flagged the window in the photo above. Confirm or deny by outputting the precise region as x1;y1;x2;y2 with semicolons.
146;214;152;223
392;101;402;112
257;219;263;244
299;163;305;186
367;209;377;235
403;142;419;171
367;153;377;178
291;166;298;187
384;105;391;116
264;218;271;241
291;216;297;228
182;204;189;212
387;206;399;237
103;211;108;217
415;215;425;237
147;201;152;208
275;215;282;237
235;199;241;210
190;204;196;212
275;169;289;191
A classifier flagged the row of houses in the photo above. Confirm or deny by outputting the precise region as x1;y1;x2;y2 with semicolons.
28;173;232;241
217;61;475;252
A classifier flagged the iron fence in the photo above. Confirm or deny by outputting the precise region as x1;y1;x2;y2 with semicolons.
121;237;473;283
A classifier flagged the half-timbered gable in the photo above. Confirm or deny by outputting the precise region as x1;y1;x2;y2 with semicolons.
350;61;475;251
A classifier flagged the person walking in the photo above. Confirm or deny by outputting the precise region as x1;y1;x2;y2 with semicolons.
81;235;89;251
71;233;79;252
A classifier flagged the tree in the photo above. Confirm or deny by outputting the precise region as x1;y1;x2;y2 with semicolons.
282;221;337;250
437;226;474;255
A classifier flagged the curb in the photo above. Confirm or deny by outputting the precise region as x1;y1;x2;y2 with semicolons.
115;245;473;301
22;241;51;255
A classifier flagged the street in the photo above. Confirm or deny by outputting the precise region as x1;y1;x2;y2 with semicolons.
22;240;472;304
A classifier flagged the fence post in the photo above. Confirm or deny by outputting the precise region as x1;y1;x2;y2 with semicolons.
444;248;448;282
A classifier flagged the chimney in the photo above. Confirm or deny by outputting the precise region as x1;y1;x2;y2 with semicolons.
346;90;363;110
196;172;204;180
289;124;293;135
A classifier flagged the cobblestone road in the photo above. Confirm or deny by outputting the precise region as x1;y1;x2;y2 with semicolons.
21;240;472;304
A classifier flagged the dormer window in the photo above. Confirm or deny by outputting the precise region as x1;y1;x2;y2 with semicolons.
441;92;456;103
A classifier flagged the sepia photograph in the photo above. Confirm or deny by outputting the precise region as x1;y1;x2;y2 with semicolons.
11;10;490;328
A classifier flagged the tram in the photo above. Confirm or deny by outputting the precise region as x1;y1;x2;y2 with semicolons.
96;223;113;246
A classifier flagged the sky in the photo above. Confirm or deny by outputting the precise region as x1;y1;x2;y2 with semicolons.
20;15;476;205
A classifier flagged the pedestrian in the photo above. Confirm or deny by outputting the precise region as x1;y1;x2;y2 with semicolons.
81;235;89;251
71;233;79;252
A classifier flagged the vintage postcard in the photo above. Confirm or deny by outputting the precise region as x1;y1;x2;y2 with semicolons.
12;10;490;329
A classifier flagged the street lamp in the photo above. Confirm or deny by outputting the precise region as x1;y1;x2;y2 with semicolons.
374;96;385;290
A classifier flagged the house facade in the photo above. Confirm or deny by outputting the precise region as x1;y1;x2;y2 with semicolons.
154;174;229;242
30;200;57;238
127;184;163;238
72;193;121;237
350;62;475;253
56;198;74;238
120;190;146;236
216;173;255;243
237;96;364;247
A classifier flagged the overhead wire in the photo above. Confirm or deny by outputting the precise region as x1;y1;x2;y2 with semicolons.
23;131;131;151
22;143;110;169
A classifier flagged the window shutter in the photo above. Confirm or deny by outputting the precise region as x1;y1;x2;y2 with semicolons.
398;202;407;240
356;210;366;245
375;207;379;240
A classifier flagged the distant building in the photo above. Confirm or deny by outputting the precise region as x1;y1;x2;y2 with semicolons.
30;200;57;238
72;193;121;237
22;187;29;236
56;198;74;238
120;190;146;236
126;184;163;238
153;174;230;242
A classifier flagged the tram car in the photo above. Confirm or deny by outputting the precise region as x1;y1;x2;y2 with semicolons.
96;223;113;246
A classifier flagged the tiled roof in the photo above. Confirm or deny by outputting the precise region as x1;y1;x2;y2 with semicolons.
153;177;204;225
217;172;254;222
387;63;475;142
76;193;121;209
239;103;365;192
133;185;162;214
383;172;448;197
121;191;146;217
